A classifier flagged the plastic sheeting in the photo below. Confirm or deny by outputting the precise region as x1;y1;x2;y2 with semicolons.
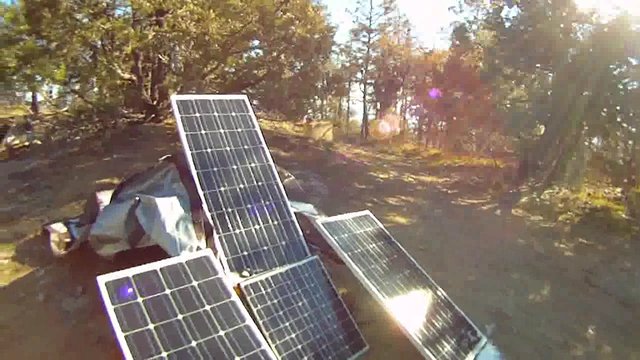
88;154;206;257
48;153;323;259
44;154;208;258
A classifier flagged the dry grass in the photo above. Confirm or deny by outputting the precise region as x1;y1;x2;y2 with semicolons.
0;105;30;120
518;185;636;236
258;118;306;137
377;142;506;168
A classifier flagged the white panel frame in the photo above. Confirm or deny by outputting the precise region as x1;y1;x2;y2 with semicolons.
312;210;488;360
170;94;310;277
96;248;276;360
239;255;370;360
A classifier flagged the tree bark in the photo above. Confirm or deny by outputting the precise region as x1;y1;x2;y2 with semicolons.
30;91;39;115
360;0;374;140
346;78;352;131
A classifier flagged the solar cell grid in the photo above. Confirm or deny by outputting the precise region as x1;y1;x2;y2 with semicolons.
240;256;369;360
171;94;309;276
97;249;276;360
314;211;487;360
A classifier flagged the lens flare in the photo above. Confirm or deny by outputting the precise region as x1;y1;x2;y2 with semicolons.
117;283;136;302
378;120;392;134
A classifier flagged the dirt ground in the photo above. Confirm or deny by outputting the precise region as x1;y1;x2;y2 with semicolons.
1;122;639;359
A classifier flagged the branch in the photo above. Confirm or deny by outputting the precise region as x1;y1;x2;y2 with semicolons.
69;87;95;106
110;63;137;82
223;70;270;93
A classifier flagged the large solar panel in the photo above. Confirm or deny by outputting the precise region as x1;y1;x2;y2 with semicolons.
313;211;487;360
240;256;369;360
96;249;276;360
171;94;309;275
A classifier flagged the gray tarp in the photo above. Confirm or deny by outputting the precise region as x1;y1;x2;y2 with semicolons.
88;155;205;257
44;154;211;258
47;153;323;259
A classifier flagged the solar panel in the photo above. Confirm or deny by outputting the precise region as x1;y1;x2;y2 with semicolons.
240;256;369;360
96;249;276;360
171;94;309;276
313;211;487;360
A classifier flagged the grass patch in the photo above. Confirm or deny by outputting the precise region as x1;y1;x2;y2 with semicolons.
0;105;30;120
258;118;305;136
0;242;17;255
518;186;637;236
430;153;502;168
376;142;504;168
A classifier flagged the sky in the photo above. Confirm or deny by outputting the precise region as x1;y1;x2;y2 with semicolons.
322;0;457;49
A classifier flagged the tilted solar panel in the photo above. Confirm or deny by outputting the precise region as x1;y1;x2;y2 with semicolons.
96;249;276;360
313;211;487;360
240;256;369;360
171;94;309;275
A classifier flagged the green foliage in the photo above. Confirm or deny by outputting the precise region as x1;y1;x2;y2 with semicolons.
347;0;397;138
454;0;640;190
2;0;334;121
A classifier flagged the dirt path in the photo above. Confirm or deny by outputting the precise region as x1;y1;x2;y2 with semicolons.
1;123;639;359
265;129;640;360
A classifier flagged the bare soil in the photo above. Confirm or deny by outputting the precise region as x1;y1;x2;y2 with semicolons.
1;122;639;359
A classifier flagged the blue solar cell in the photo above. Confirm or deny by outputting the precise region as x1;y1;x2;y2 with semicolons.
171;95;310;276
97;249;276;360
240;256;368;360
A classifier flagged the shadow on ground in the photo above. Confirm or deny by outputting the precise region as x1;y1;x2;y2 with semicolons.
0;230;168;359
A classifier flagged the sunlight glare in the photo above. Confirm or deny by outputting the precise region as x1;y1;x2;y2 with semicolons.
573;0;640;18
384;289;433;336
378;120;392;134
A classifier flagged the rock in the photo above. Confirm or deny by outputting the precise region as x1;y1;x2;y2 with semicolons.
61;295;90;314
61;297;76;313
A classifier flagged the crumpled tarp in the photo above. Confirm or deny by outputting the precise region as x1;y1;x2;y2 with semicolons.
87;154;207;257
47;153;323;259
45;153;213;258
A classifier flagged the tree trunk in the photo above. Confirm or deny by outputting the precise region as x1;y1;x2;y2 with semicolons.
359;0;373;141
400;93;408;134
374;102;379;121
30;91;39;115
346;79;352;130
361;85;369;139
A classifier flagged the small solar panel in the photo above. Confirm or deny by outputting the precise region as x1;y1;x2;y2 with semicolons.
313;211;487;360
171;94;309;275
96;249;276;360
240;256;369;360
